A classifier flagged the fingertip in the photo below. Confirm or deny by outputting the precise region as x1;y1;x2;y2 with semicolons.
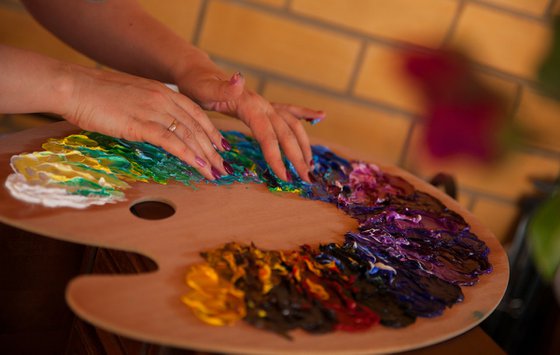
270;164;287;183
295;165;311;183
229;71;244;85
211;166;222;180
223;161;234;175
221;137;232;151
304;116;325;125
215;73;244;101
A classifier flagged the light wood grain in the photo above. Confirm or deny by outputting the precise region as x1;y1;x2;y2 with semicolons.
0;119;509;354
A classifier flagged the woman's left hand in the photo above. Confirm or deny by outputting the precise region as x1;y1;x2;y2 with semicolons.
176;63;325;182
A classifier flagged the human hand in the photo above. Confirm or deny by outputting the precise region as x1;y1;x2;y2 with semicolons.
60;66;232;181
176;63;325;182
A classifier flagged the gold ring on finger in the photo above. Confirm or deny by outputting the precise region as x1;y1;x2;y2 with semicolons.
167;119;178;133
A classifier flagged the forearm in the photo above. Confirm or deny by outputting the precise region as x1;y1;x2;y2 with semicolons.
21;0;210;84
0;45;72;115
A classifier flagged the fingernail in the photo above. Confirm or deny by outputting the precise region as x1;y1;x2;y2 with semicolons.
229;72;243;84
305;117;323;125
223;161;234;175
211;166;222;179
195;156;207;167
309;158;314;167
221;137;232;151
286;170;292;182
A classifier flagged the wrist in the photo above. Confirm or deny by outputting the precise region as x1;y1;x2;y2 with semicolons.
169;47;220;85
48;61;80;117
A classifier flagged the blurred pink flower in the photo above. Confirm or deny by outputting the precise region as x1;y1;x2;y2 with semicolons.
404;49;508;162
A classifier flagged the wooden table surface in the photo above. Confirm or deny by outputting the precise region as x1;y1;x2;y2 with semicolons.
0;120;509;354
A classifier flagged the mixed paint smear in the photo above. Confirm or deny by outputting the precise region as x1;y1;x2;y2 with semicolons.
5;131;257;208
182;137;492;337
5;130;492;337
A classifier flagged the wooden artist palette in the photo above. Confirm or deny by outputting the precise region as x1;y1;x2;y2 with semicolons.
0;119;509;354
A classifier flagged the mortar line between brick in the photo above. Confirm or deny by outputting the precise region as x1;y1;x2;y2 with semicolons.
256;77;267;96
461;189;518;204
345;41;368;95
472;64;544;90
513;144;560;160
467;0;552;22
441;0;467;47
467;194;478;211
509;83;524;119
545;0;557;17
397;119;416;169
284;0;293;11
191;0;210;45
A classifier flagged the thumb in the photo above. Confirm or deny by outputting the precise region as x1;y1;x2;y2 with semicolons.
196;72;245;102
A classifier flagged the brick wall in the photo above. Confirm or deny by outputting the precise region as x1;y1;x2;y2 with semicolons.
1;0;560;243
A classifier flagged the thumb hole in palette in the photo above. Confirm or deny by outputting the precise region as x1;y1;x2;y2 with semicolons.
129;199;176;220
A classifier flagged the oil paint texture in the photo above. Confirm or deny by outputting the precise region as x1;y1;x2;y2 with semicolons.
5;130;492;337
182;138;492;337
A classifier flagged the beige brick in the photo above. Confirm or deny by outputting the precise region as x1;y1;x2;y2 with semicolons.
450;4;551;78
354;44;425;114
291;0;457;48
478;0;549;16
0;7;94;66
246;0;286;7
471;198;519;244
263;82;411;165
139;0;201;41
516;89;560;152
404;123;560;200
199;0;361;91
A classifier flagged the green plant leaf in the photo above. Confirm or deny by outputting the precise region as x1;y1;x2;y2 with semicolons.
529;191;560;282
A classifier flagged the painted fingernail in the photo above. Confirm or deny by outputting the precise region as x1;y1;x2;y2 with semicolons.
305;117;323;125
211;166;222;180
223;161;234;175
221;137;232;151
229;72;243;84
195;156;207;167
309;158;314;167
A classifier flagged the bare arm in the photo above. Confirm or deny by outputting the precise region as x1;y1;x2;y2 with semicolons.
0;44;229;181
21;0;201;84
0;44;71;114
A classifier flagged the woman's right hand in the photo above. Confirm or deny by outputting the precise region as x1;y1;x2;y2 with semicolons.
61;65;232;181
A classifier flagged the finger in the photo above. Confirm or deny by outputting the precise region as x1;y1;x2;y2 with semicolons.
139;119;216;181
168;91;232;152
247;118;287;181
269;112;310;183
192;71;245;103
271;103;325;123
277;109;313;168
172;118;230;177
